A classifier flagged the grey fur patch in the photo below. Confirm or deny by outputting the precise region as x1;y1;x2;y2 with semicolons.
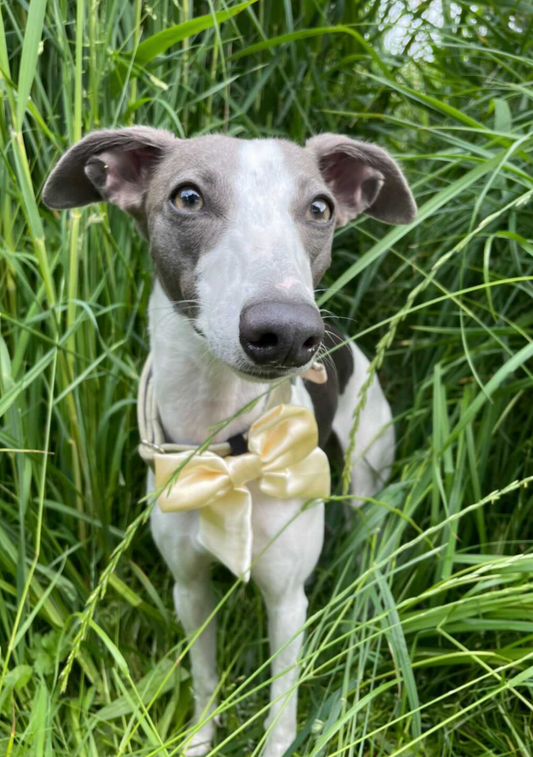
304;324;355;447
144;135;240;311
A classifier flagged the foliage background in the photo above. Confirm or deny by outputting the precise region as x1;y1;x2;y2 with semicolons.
1;0;533;754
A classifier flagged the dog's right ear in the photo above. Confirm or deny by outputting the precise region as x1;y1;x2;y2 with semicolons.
43;127;177;218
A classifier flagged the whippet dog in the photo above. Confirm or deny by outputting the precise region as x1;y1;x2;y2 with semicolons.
43;128;416;757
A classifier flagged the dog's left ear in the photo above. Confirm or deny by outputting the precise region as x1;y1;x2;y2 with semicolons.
43;127;177;219
306;133;417;227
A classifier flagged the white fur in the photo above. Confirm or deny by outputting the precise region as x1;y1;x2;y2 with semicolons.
195;141;315;374
147;141;395;757
332;346;395;503
150;280;271;443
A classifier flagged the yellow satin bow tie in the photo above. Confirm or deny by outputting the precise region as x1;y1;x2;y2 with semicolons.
154;404;330;579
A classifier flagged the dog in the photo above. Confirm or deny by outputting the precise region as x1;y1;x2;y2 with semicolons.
43;128;416;757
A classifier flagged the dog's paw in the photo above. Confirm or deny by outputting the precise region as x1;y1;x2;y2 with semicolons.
262;726;295;757
262;739;293;757
184;724;215;757
184;739;212;757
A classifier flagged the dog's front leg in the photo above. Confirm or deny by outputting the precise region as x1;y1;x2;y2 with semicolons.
261;583;308;756
173;576;219;756
151;502;219;757
251;492;324;757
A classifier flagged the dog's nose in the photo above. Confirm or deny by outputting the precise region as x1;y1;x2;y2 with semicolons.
240;301;324;368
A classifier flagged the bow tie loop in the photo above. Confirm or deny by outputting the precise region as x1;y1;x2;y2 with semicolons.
247;404;319;470
156;452;236;511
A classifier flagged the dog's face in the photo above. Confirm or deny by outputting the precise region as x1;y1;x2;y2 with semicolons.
44;128;416;380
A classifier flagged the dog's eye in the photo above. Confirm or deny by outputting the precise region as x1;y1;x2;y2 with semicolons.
307;198;332;223
173;186;204;212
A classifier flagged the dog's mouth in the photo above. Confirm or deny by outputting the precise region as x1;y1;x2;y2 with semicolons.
231;355;322;383
191;322;207;339
233;364;297;382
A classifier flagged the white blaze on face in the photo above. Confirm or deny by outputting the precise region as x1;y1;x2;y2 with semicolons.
196;140;316;369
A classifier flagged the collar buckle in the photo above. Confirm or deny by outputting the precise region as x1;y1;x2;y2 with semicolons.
141;438;166;454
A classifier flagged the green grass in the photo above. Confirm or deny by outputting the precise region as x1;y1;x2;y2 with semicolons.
1;0;533;754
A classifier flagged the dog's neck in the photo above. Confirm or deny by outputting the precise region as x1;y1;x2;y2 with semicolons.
148;281;272;445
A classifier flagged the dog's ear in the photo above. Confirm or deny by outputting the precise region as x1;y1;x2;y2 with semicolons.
43;127;177;217
306;133;416;227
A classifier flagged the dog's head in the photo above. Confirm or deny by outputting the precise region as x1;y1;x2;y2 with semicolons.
44;128;416;380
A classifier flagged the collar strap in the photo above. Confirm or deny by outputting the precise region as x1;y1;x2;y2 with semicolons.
137;354;327;467
137;354;242;466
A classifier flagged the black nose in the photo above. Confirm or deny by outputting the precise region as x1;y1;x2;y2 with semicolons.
239;301;324;368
